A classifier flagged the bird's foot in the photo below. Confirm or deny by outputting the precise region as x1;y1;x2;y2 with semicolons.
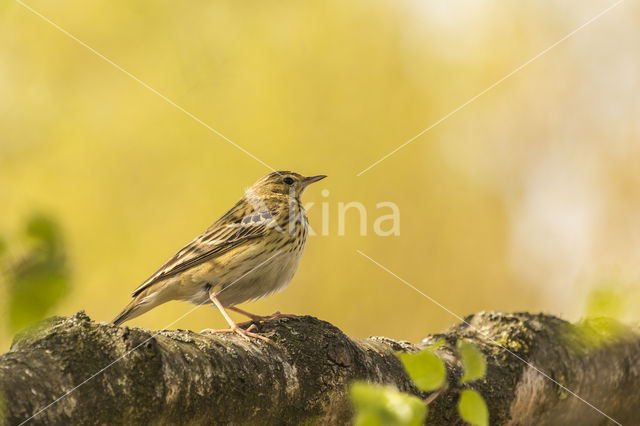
229;306;298;323
253;311;298;322
201;324;272;343
236;311;297;329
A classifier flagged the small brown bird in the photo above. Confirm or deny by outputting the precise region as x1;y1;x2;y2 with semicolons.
112;171;326;341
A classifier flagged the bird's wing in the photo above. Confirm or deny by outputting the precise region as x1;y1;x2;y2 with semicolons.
131;202;277;297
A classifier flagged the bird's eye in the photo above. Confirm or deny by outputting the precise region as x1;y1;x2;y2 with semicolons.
283;177;294;185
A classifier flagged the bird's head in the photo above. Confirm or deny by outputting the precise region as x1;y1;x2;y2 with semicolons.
249;171;326;200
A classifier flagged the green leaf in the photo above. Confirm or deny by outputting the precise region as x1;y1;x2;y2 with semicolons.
398;349;446;392
458;389;488;426
458;341;486;383
350;381;427;426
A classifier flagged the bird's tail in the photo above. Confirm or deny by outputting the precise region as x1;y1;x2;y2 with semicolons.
112;303;133;326
112;295;158;326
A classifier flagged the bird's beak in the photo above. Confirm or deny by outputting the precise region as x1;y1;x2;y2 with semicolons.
301;175;327;188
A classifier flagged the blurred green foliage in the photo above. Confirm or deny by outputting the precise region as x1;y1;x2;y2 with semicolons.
571;282;637;350
458;340;487;383
350;382;426;426
2;214;71;333
584;284;628;319
457;389;488;426
573;317;630;352
0;237;6;259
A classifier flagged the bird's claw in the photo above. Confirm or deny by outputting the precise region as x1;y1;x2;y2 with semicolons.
200;325;272;343
236;311;298;329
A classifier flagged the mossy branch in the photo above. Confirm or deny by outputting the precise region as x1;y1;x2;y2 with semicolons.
0;312;638;425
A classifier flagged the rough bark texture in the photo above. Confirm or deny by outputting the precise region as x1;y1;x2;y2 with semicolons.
0;311;638;425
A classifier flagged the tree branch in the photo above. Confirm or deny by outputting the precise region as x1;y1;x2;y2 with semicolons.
1;311;638;425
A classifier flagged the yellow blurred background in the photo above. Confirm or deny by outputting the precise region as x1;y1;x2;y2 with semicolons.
2;0;640;351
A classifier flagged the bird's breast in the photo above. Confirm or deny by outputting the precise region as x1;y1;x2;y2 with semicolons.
208;229;307;307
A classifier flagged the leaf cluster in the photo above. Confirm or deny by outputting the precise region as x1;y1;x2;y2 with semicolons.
350;339;489;425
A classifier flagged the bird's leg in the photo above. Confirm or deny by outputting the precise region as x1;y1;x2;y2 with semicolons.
201;293;272;343
229;306;298;324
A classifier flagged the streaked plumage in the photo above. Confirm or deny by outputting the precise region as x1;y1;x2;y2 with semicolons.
112;171;326;341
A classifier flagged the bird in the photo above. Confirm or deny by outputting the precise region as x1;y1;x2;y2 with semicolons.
112;171;326;342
